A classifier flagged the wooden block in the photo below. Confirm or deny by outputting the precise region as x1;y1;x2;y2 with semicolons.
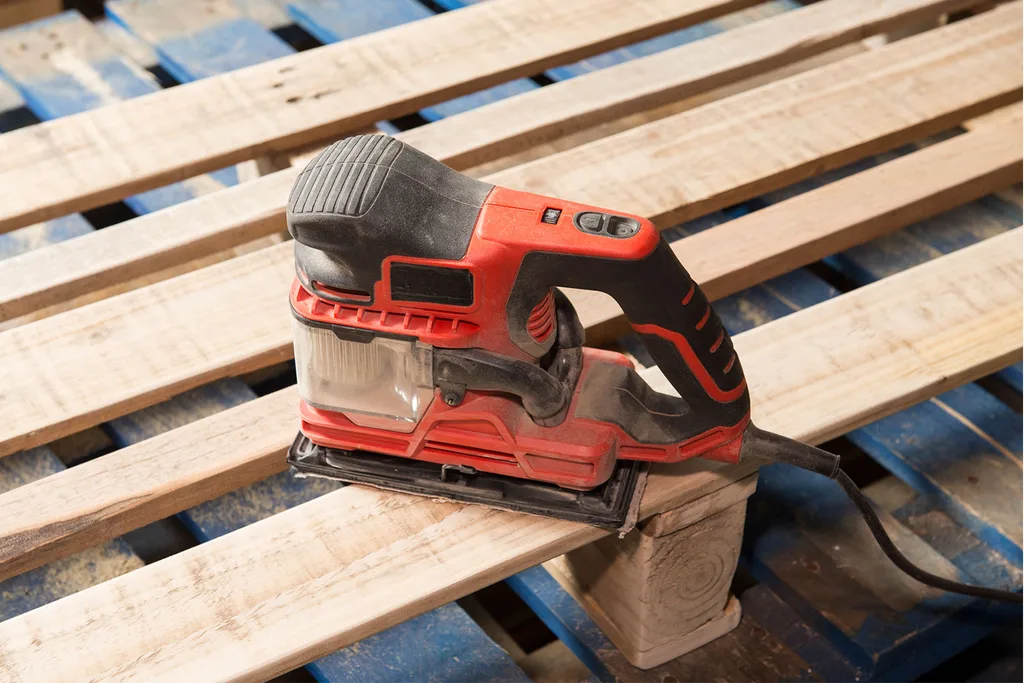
555;477;756;668
0;0;61;30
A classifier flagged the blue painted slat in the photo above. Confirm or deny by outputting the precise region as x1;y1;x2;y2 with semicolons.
849;386;1023;568
752;135;1024;572
508;564;822;682
0;213;93;260
106;0;294;84
0;451;142;620
0;11;229;214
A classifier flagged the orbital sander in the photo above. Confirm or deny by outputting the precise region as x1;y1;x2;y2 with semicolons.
284;134;1018;604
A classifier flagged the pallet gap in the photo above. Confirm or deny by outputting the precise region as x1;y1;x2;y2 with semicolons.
81;200;137;230
974;374;1024;414
463;581;559;655
120;515;199;564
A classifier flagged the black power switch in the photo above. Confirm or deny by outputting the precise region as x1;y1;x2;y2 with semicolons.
541;208;562;224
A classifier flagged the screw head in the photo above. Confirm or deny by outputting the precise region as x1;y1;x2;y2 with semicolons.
443;392;460;406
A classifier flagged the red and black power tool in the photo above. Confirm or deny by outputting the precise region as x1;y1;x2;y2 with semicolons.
285;134;747;529
283;134;1017;603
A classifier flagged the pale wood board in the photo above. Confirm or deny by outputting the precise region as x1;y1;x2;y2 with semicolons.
398;0;976;170
0;0;755;231
5;123;1014;577
485;2;1022;227
0;234;286;332
0;7;1019;458
574;118;1023;341
0;229;1017;682
0;0;973;323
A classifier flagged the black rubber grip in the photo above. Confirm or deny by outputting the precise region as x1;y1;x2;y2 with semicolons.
509;241;750;438
287;135;494;304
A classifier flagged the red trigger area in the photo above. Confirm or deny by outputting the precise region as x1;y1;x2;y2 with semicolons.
630;322;747;403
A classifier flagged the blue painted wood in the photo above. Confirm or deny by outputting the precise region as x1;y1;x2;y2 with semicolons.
747;463;1018;681
106;0;294;84
848;386;1022;568
506;566;625;682
0;11;229;214
749;134;1024;574
0;213;93;260
282;0;536;122
308;602;530;683
508;564;822;681
0;447;144;620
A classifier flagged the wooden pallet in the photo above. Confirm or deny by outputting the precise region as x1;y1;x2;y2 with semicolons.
0;1;1020;680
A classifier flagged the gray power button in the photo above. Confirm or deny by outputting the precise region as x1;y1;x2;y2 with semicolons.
573;212;640;239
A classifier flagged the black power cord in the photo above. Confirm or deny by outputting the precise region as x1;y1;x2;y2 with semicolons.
742;425;1022;605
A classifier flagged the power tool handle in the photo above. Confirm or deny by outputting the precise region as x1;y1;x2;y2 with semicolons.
607;240;748;407
509;237;749;433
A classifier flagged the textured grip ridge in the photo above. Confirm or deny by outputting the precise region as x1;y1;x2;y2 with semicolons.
289;135;401;217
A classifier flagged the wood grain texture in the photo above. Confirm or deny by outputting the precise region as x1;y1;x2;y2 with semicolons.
398;0;976;170
0;229;1017;682
641;229;1023;452
573;118;1023;341
0;7;1017;458
0;244;296;457
0;0;976;323
0;0;754;231
560;498;752;668
487;2;1021;226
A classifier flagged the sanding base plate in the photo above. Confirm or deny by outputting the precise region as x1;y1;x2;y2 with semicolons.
287;433;647;530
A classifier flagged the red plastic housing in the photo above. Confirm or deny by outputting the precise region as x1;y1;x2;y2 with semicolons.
297;348;747;490
291;185;748;490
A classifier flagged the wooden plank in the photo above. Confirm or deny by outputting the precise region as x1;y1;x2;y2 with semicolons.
0;229;1017;681
102;386;529;683
0;0;61;30
285;0;539;122
0;7;1019;456
0;0;758;231
401;0;978;170
0;11;233;213
0;10;252;629
0;0;999;323
487;3;1022;228
0;447;145;621
107;0;308;183
577;119;1023;339
0;0;1009;327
